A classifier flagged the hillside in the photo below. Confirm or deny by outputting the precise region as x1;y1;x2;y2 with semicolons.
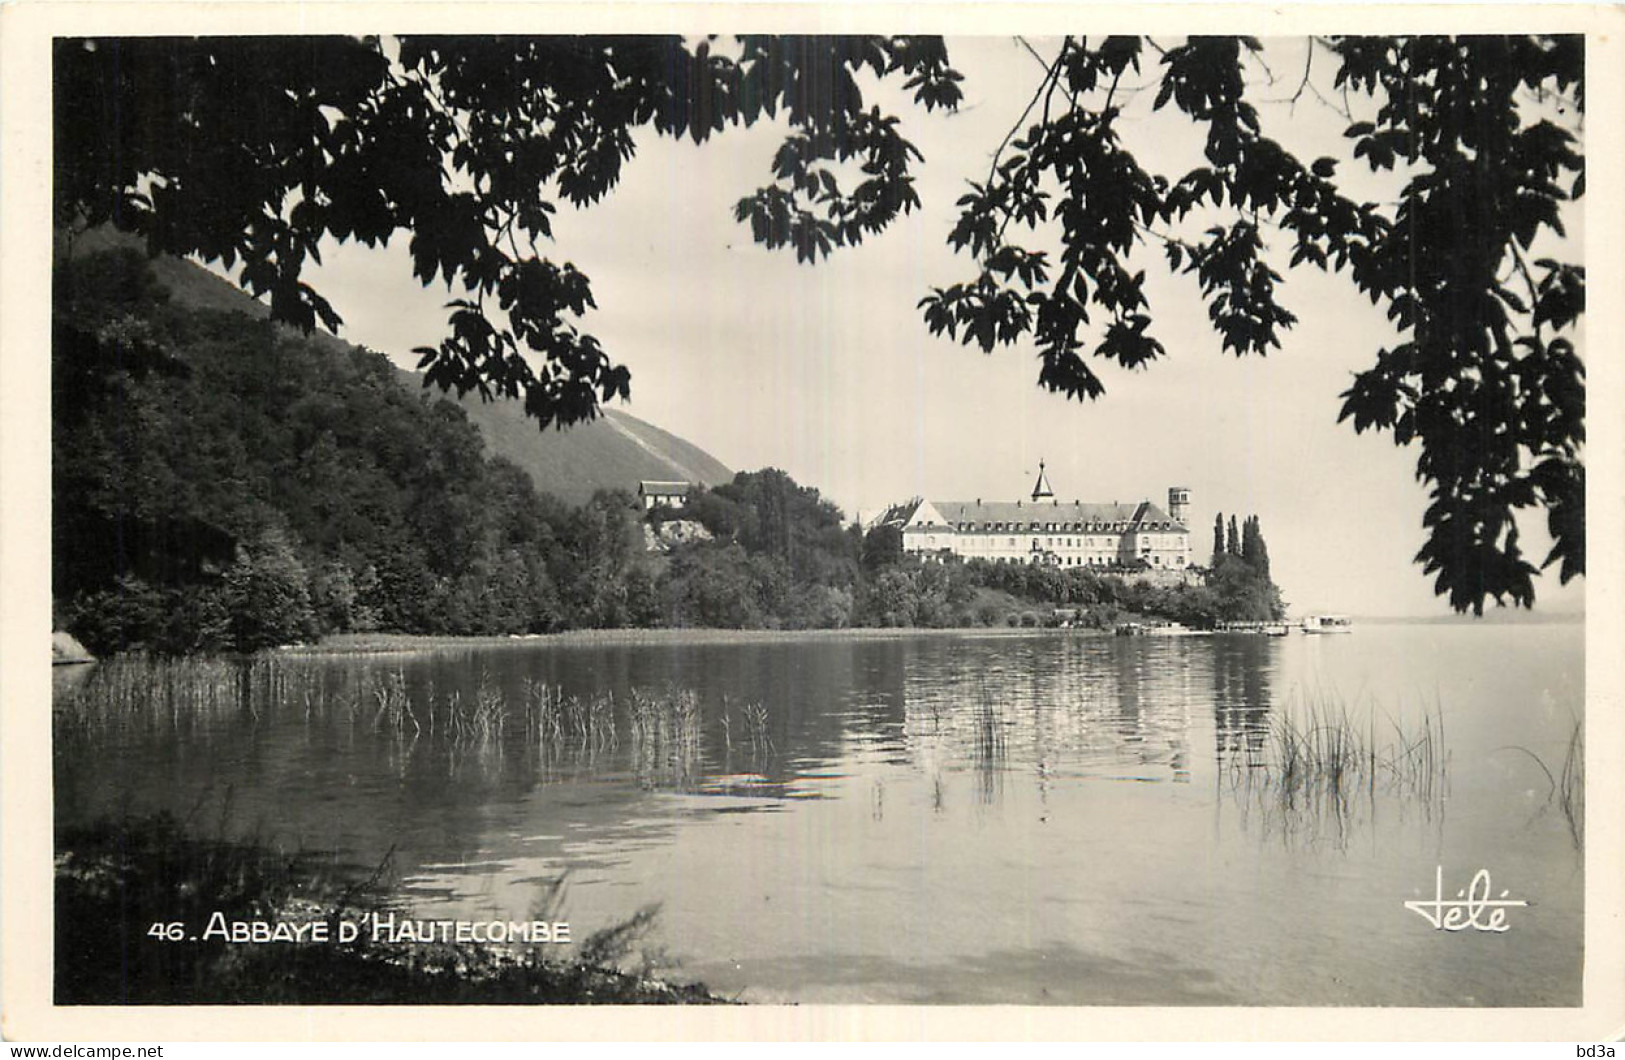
415;377;732;505
62;227;731;504
55;239;681;649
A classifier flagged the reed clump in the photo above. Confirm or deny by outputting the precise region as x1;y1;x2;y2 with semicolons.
1225;690;1449;844
517;679;617;759
739;700;773;757
369;667;417;734
56;655;243;736
565;689;618;751
713;695;773;777
971;686;1008;804
629;687;704;789
521;677;566;745
971;687;1008;763
56;656;799;794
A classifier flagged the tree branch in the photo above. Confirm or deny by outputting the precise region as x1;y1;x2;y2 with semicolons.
1508;240;1545;343
1289;39;1313;105
986;37;1068;195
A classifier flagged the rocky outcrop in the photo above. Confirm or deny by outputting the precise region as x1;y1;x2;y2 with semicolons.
52;631;95;665
643;520;715;554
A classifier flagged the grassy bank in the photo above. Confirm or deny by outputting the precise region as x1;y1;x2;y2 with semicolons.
55;814;725;1005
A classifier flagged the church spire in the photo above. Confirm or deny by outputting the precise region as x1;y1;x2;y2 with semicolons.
1031;460;1054;502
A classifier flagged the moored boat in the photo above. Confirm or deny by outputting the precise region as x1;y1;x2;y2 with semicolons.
1115;621;1200;637
1215;620;1291;636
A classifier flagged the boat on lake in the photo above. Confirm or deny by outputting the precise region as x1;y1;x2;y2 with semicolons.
1214;620;1292;636
1301;614;1355;634
1115;621;1204;637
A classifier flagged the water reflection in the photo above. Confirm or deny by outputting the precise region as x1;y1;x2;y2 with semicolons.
894;638;1209;801
59;636;1262;817
57;634;1461;855
1210;634;1276;762
52;627;1585;1006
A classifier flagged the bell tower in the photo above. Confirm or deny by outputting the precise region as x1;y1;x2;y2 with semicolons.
1031;460;1055;502
1168;486;1191;527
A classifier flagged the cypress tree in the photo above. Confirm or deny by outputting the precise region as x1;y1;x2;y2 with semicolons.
1212;513;1226;566
1227;515;1240;557
1242;515;1261;568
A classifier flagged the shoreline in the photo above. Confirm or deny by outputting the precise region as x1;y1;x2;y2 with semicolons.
278;625;1114;656
77;614;1581;663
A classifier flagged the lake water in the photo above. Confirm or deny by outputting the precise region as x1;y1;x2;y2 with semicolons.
53;622;1585;1005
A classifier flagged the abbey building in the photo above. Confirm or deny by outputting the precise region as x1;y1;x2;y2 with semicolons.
879;464;1193;571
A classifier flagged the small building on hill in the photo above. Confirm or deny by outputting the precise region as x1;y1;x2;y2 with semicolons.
882;464;1193;571
638;480;692;511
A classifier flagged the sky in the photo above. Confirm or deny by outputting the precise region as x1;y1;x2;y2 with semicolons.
291;36;1586;619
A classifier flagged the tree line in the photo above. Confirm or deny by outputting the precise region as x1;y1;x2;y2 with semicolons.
55;247;1286;655
56;248;613;654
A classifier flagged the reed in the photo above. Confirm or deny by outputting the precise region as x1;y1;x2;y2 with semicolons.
1224;690;1449;845
1559;717;1584;847
1498;716;1585;848
970;686;1008;804
971;687;1008;763
740;700;772;757
473;671;508;741
628;687;704;789
56;655;243;738
520;677;566;747
368;667;416;734
559;689;617;751
57;656;798;795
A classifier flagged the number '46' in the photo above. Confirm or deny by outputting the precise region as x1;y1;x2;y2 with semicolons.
147;921;185;942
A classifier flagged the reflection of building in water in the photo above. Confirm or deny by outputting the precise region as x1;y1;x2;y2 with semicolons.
894;638;1199;806
1102;640;1197;780
1211;635;1276;762
878;465;1194;573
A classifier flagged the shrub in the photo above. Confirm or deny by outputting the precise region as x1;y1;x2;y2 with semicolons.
61;575;169;656
222;528;317;651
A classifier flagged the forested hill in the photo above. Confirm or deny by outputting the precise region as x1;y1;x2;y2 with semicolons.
61;227;732;505
51;236;728;653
